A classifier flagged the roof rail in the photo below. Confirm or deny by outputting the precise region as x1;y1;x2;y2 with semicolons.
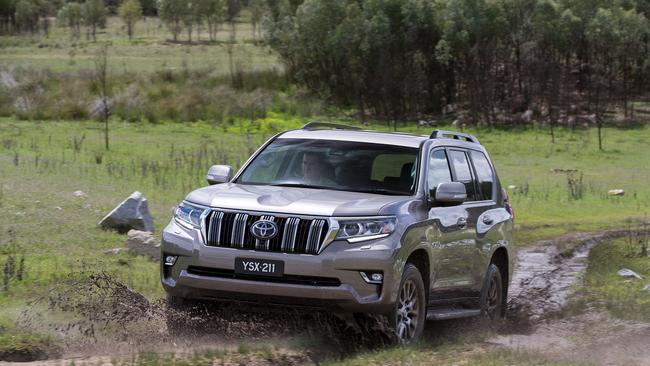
430;130;480;144
302;122;361;131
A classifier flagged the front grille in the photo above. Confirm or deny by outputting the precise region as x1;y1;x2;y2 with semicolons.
187;266;341;287
204;210;329;254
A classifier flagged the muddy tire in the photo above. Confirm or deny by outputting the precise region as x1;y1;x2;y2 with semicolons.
390;263;426;345
480;263;504;320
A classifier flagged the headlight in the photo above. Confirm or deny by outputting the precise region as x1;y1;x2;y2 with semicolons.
174;202;207;228
336;217;397;243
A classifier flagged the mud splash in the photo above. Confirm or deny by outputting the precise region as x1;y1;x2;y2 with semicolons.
18;272;394;362
507;229;629;324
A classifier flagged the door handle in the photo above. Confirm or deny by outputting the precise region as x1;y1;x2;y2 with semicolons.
482;215;493;225
457;217;467;229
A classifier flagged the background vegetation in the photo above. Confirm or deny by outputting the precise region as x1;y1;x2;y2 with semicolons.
1;0;649;364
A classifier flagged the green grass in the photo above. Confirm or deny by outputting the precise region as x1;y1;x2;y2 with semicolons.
0;117;648;360
574;236;650;321
0;16;281;75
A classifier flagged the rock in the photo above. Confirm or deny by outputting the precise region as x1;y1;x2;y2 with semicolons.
73;190;88;199
104;248;125;255
508;185;516;190
521;109;533;123
617;268;643;280
98;191;155;233
125;229;160;260
443;104;455;115
642;284;650;293
0;70;18;89
607;189;625;196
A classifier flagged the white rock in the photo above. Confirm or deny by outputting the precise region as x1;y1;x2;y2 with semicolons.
607;189;625;196
73;190;88;198
642;284;650;292
508;185;516;190
98;191;155;233
104;248;125;255
125;229;160;260
618;268;643;280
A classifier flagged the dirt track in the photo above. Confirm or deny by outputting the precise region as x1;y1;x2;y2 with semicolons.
6;229;650;365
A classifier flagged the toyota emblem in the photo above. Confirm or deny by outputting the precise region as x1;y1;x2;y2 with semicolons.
250;220;278;240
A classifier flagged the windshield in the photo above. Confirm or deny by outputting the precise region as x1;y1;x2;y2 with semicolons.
236;138;419;195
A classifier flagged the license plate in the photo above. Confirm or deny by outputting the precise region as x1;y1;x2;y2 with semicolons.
235;257;284;277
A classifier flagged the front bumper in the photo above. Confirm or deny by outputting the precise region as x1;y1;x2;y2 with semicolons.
161;219;401;314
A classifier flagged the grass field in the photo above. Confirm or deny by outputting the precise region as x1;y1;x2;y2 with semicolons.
565;235;650;321
0;16;281;75
0;117;648;363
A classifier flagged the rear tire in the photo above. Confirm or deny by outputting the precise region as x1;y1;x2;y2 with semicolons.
390;263;426;345
480;263;504;320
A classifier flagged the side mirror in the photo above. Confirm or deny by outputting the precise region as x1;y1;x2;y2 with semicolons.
206;165;233;185
432;182;466;205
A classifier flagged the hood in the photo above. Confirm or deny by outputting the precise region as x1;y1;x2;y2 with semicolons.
184;183;407;216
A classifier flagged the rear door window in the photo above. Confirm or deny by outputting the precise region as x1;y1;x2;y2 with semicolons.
469;150;494;201
448;150;478;201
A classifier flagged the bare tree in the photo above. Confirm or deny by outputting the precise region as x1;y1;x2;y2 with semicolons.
93;43;111;151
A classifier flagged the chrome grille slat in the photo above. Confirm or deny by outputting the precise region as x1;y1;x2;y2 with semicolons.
205;210;328;254
306;219;326;254
231;213;249;248
208;211;224;246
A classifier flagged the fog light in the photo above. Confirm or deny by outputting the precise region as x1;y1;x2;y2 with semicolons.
164;255;178;266
360;271;383;284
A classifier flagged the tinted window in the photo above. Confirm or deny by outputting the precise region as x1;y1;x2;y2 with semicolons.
372;154;417;192
427;150;452;193
448;150;478;201
470;151;494;200
238;138;418;195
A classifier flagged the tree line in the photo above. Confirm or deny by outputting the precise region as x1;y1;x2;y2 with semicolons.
267;0;650;132
1;0;265;42
1;0;144;39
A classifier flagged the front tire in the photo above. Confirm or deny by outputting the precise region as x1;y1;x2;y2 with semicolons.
390;263;426;345
480;263;504;320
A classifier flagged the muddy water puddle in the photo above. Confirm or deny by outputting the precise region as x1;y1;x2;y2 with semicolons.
508;230;627;323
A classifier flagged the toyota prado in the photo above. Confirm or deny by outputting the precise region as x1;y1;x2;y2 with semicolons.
161;122;514;344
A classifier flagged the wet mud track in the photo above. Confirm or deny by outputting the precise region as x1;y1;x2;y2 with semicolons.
11;229;646;365
507;229;630;324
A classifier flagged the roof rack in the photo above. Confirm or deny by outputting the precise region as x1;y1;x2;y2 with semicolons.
302;122;361;131
430;130;480;144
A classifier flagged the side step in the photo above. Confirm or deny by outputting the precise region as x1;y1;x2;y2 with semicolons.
426;308;481;321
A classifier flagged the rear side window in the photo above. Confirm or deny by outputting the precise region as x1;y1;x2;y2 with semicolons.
470;151;494;200
448;150;478;201
427;150;452;194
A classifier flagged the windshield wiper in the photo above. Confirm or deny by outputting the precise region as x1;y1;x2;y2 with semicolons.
269;183;331;190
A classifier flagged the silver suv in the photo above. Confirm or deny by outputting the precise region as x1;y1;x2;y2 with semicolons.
161;123;514;344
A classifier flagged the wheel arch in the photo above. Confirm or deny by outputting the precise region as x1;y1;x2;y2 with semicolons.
405;248;430;300
489;246;509;299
